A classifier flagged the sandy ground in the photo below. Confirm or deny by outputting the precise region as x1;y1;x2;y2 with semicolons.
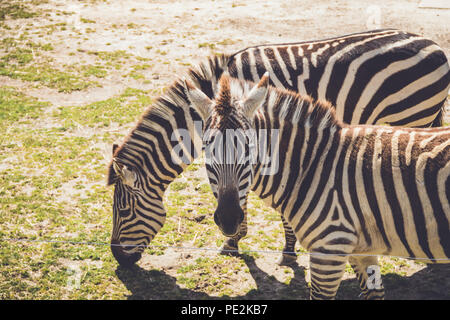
1;0;449;299
3;0;449;108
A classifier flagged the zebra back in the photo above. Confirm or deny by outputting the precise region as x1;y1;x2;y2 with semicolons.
228;29;450;127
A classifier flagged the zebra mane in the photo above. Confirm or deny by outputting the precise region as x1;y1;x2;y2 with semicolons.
107;54;231;185
272;89;341;131
141;53;231;129
227;77;341;131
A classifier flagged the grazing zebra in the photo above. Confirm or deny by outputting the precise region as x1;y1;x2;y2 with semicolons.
107;29;450;267
183;72;450;300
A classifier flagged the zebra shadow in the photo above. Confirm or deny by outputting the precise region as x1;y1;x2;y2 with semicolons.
114;253;313;300
115;256;449;300
381;264;450;300
235;254;310;300
115;265;212;300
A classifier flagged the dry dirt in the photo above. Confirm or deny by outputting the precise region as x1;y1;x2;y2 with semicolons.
3;0;449;109
2;0;449;300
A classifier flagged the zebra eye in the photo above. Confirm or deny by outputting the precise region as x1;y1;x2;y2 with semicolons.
118;208;130;217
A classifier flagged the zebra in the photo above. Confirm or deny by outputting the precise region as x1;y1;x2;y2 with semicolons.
228;29;450;127
107;29;450;267
183;72;450;300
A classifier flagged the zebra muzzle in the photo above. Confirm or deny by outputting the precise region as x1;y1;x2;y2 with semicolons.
110;239;142;267
214;191;245;238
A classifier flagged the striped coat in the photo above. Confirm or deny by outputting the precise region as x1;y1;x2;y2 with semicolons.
184;73;450;299
228;29;450;127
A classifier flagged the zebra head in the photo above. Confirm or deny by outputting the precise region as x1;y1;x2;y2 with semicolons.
107;144;166;267
184;72;269;237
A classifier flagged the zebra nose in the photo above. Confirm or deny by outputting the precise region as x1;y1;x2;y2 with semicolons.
214;200;245;237
213;187;245;237
110;239;142;267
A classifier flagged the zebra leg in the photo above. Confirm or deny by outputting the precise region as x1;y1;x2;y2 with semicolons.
277;215;298;265
430;106;444;127
348;256;385;300
219;202;248;256
309;254;347;300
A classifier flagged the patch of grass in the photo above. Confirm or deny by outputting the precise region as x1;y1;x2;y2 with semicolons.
0;87;49;124
155;49;167;56
80;17;96;24
126;23;138;29
170;182;189;191
217;38;238;46
82;65;108;78
0;39;100;92
40;22;68;35
87;50;131;62
185;162;200;171
198;42;216;50
0;84;130;298
0;47;34;65
0;3;38;21
0;63;97;92
126;71;145;80
55;87;152;127
197;183;211;194
26;41;54;51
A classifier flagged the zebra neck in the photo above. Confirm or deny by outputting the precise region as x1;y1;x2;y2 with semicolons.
112;55;230;196
250;96;341;210
122;112;203;194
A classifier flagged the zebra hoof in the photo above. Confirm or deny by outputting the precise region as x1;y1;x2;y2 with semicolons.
277;253;297;266
219;242;239;256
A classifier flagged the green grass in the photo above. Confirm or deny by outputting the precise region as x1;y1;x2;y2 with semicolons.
0;63;98;93
0;87;49;124
87;50;131;62
198;42;216;50
55;88;152;127
82;65;108;78
80;17;96;24
0;2;39;21
0;87;128;299
197;183;211;194
0;38;102;93
170;182;189;191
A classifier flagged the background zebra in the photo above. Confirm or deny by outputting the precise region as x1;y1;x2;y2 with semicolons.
184;72;450;299
229;29;450;127
107;29;450;266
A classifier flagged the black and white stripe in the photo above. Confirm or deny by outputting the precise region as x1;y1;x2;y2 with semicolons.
185;73;450;299
229;29;450;127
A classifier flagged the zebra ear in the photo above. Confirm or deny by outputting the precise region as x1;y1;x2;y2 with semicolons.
243;72;269;118
183;78;213;121
112;143;119;155
111;159;137;186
